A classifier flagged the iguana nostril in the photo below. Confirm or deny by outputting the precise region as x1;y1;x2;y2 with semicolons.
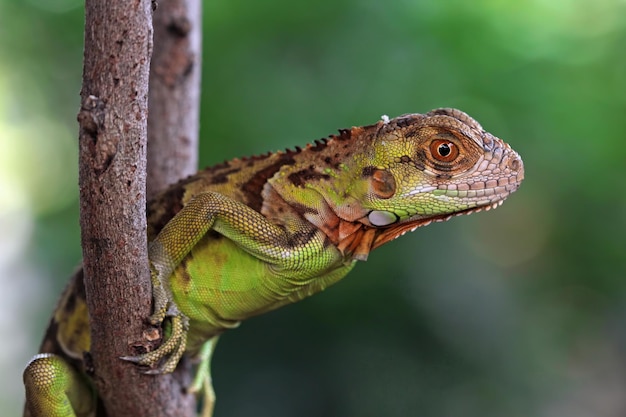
508;157;521;172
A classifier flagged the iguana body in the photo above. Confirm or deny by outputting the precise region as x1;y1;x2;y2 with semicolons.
23;108;524;417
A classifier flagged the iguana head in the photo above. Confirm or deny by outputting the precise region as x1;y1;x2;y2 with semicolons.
337;108;524;253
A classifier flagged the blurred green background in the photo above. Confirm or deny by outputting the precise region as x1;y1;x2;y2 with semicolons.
2;0;625;416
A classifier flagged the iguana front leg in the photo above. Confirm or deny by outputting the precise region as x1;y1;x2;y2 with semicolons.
122;190;336;373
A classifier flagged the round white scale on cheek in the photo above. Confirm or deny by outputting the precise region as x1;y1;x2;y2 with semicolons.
368;210;398;226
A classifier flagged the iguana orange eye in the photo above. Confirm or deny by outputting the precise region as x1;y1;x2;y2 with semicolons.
430;139;459;162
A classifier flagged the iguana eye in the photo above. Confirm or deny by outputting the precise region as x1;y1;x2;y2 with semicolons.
430;139;459;162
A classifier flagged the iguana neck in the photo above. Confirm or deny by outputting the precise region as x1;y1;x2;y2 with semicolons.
263;122;386;261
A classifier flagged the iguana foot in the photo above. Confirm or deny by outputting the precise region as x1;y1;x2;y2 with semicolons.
121;306;189;374
189;338;218;417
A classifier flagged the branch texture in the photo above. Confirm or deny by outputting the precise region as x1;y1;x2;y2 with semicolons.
77;1;189;416
147;0;202;199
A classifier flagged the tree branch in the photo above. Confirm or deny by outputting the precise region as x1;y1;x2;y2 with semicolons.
78;0;203;415
142;0;204;414
77;1;191;416
147;0;202;199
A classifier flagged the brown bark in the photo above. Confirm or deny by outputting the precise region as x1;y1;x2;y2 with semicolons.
77;1;196;416
143;0;204;414
147;0;202;199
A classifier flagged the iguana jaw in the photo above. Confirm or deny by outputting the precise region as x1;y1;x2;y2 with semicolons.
336;199;508;261
370;199;507;251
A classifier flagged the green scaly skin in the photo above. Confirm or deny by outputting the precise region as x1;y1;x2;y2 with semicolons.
23;108;524;417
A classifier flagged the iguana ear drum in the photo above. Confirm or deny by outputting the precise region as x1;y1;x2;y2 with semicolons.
369;168;396;199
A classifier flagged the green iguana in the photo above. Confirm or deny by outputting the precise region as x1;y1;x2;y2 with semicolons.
23;108;524;417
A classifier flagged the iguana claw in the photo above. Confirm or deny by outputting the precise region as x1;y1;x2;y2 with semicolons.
121;310;189;374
